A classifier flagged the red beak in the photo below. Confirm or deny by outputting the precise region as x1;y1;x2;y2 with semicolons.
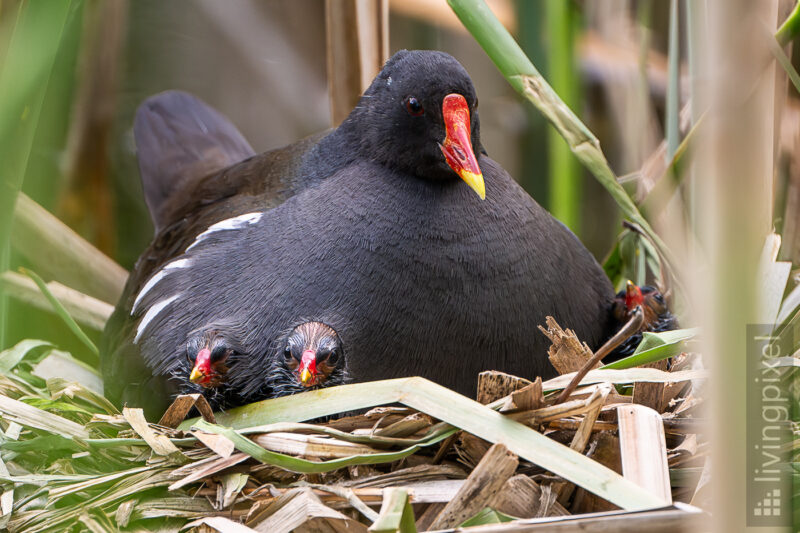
625;280;644;311
298;349;318;387
439;93;485;200
189;347;212;385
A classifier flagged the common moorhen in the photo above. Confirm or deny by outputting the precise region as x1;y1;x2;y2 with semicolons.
174;322;248;410
172;321;345;411
607;281;678;360
102;50;615;419
264;321;347;398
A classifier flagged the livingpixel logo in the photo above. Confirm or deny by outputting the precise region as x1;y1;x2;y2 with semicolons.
746;325;792;527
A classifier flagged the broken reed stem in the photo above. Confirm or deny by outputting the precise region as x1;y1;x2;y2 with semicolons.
301;483;379;522
556;306;645;405
617;404;672;504
568;385;611;453
509;391;604;425
539;316;596;375
157;394;216;427
432;432;458;464
429;443;519;529
490;474;570;519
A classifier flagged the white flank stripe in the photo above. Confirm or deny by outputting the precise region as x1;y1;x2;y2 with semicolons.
134;294;181;344
131;258;192;314
207;211;262;231
186;212;262;252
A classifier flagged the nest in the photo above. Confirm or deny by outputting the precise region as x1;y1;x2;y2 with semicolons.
0;318;706;532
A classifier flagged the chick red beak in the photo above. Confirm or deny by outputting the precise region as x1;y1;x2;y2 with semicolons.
189;347;212;384
440;93;484;200
625;280;644;310
298;349;318;387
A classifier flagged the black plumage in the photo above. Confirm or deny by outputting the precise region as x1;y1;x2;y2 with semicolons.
102;92;327;417
102;50;614;419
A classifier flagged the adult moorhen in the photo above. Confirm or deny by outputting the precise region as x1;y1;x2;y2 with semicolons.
101;50;615;419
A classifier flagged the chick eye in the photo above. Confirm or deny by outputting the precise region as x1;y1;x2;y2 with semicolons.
210;347;232;363
328;349;340;365
404;96;424;116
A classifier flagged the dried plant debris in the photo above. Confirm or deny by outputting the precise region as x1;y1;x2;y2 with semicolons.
0;322;707;532
538;317;596;375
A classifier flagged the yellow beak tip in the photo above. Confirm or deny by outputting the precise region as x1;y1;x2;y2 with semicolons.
300;368;311;384
459;170;485;200
189;368;202;383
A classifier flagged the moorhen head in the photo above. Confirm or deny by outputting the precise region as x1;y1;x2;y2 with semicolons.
265;322;346;398
176;322;345;406
185;327;243;388
165;324;249;410
334;50;485;198
608;281;678;359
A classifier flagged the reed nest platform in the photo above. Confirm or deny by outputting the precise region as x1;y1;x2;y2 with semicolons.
0;318;706;532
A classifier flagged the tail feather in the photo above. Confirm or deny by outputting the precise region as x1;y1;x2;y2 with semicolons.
134;91;255;232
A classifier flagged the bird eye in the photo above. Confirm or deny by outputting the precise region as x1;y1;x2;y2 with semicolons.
283;346;292;360
327;349;339;365
654;293;664;304
210;347;232;363
404;96;424;116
